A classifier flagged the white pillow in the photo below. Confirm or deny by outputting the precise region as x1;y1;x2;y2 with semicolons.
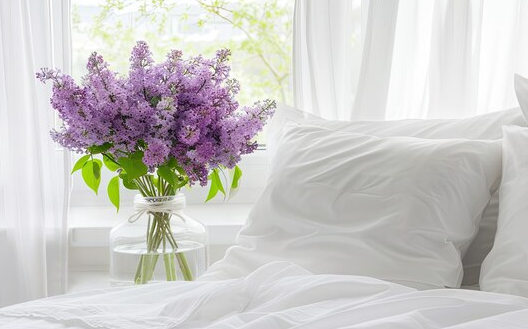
268;104;526;157
206;124;502;289
267;103;527;286
480;125;528;297
514;74;528;120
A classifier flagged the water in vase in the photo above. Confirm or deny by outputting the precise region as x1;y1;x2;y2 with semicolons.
110;240;207;286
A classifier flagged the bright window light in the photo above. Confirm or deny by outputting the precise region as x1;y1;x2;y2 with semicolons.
71;0;294;146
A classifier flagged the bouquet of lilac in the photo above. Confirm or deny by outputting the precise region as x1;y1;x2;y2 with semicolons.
37;41;275;283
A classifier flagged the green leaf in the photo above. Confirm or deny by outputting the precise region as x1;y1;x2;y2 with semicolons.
103;154;120;172
158;165;188;191
216;170;226;196
176;177;189;189
165;158;187;175
107;176;120;211
205;169;225;202
130;150;144;159
82;159;102;195
118;151;148;180
119;172;139;190
206;181;218;202
174;165;187;177
71;154;90;174
157;165;178;188
150;95;161;108
93;159;102;179
165;158;178;169
87;142;112;154
231;165;243;189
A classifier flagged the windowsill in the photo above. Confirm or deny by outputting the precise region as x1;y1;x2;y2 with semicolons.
67;203;251;292
69;203;252;247
68;270;112;293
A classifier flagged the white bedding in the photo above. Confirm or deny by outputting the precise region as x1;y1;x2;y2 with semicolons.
1;262;528;328
205;124;502;289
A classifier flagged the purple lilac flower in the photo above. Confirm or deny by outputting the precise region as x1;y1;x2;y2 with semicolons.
143;139;170;168
37;41;276;186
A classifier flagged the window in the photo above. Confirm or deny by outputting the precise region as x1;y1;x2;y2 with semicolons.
69;0;293;206
71;0;294;111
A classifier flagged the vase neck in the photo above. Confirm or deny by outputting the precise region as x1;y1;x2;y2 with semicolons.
133;193;186;212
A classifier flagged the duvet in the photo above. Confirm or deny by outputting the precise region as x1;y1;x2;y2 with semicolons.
1;262;528;328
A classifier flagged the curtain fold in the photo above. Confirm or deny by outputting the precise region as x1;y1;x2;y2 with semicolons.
0;0;71;307
293;0;528;120
426;0;483;118
352;0;399;120
293;0;360;120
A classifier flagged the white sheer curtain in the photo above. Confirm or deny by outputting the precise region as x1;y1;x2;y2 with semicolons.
293;0;528;120
293;0;364;120
0;0;71;307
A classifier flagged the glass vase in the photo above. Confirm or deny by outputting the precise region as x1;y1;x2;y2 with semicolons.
110;193;208;285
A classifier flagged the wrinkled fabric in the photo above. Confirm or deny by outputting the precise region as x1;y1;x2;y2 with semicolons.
1;262;528;328
481;126;528;297
267;103;528;286
206;125;502;289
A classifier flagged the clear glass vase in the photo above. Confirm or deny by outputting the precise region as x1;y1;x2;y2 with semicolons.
110;193;208;285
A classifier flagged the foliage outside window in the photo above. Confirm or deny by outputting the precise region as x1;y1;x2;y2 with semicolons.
71;0;294;127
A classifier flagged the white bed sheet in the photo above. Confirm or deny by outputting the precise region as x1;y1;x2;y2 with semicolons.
1;262;527;329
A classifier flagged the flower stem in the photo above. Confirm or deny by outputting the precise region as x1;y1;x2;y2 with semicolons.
133;207;194;284
177;252;193;281
132;176;195;284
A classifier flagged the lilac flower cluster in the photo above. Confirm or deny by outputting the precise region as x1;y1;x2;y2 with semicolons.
37;41;275;186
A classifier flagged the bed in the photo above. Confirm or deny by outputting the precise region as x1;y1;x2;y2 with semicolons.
2;98;528;328
1;262;528;328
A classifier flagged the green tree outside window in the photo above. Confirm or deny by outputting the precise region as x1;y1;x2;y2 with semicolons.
72;0;294;110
